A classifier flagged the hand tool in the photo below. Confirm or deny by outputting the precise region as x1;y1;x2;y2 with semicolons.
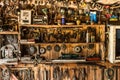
77;67;84;80
99;66;106;80
38;68;41;80
23;70;28;80
78;68;81;80
2;68;10;80
81;68;87;80
93;66;97;80
47;69;51;80
113;66;119;80
105;68;114;80
63;68;69;79
19;70;23;80
39;68;43;80
31;70;34;80
59;67;63;80
43;68;46;80
53;66;57;80
72;68;78;80
41;68;44;80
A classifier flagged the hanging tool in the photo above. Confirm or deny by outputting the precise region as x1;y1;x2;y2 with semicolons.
38;68;41;80
53;66;58;80
80;67;87;80
105;68;114;80
47;69;51;80
93;66;97;80
99;66;106;80
113;66;119;80
2;68;10;80
59;67;63;80
78;68;81;80
72;68;78;80
31;69;34;80
63;68;70;80
43;68;47;80
23;70;28;80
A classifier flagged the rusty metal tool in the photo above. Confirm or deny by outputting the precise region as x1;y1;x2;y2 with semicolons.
99;66;106;80
113;66;119;80
105;68;114;80
93;66;97;80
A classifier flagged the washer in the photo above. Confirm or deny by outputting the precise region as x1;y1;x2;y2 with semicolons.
74;46;82;53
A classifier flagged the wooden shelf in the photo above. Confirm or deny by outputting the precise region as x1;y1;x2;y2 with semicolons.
0;58;18;65
18;59;104;64
20;41;104;45
0;31;19;34
20;24;104;28
51;59;86;63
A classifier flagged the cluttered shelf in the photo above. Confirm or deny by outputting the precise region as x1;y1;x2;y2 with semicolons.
19;24;105;28
20;41;105;45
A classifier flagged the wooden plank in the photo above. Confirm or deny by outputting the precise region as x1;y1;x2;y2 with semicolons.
0;31;19;34
20;42;104;45
20;24;105;28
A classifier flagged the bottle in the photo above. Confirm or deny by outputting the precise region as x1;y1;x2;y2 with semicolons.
55;13;61;25
86;27;91;43
61;15;66;25
91;28;96;42
76;19;81;25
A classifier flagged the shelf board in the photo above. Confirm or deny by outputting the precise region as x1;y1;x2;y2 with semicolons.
0;31;19;34
20;41;104;45
51;59;86;63
19;60;103;64
20;24;104;28
0;58;18;65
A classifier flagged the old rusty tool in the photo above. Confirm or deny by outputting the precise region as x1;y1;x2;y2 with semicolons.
47;69;51;80
113;66;119;80
99;66;106;80
72;68;78;80
63;68;70;80
105;68;114;80
43;68;47;80
38;68;41;80
78;68;81;80
93;66;97;80
59;67;63;80
31;70;35;80
82;68;87;80
53;66;59;80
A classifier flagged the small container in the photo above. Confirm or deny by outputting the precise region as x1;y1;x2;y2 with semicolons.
61;15;65;25
57;19;61;25
86;27;91;43
76;19;81;25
